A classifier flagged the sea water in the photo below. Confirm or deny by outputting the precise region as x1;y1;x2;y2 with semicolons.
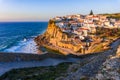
0;22;48;54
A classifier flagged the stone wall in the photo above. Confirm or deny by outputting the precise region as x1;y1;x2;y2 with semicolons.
0;52;82;62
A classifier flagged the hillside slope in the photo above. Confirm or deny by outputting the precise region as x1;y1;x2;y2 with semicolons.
1;39;120;80
35;20;82;55
101;13;120;19
56;39;120;80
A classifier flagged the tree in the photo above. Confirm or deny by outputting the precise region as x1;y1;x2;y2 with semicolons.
90;10;94;15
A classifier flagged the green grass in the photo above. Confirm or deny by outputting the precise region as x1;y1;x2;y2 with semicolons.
0;62;72;80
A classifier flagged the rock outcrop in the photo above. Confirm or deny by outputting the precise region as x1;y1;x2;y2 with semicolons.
35;20;82;55
55;39;120;80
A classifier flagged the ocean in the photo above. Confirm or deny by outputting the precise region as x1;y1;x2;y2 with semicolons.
0;22;48;54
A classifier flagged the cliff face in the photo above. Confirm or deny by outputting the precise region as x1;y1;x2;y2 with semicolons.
35;20;66;45
35;20;82;55
55;39;120;80
44;20;65;44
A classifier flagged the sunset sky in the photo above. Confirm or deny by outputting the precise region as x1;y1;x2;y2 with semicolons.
0;0;120;21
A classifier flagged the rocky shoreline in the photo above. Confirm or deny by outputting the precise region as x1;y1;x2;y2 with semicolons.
1;38;120;80
35;19;120;56
1;18;120;79
61;39;120;80
38;36;120;80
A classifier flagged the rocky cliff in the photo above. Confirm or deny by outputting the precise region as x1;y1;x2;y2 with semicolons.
35;20;82;55
2;38;120;80
55;39;120;80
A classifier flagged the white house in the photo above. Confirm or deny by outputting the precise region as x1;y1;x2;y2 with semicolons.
104;21;110;26
56;22;64;28
115;21;120;28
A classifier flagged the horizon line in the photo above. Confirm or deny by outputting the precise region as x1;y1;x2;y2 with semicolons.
0;21;49;22
0;12;120;22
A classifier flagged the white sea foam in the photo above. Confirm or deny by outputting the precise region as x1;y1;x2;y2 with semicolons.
4;39;38;54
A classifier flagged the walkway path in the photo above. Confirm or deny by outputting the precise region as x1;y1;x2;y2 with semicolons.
0;38;120;78
0;58;80;76
61;38;120;80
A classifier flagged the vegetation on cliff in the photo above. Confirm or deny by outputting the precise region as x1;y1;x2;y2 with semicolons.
1;44;120;80
101;13;120;20
0;62;72;80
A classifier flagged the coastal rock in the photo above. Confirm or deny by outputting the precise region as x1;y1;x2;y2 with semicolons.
35;20;82;55
54;43;120;80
